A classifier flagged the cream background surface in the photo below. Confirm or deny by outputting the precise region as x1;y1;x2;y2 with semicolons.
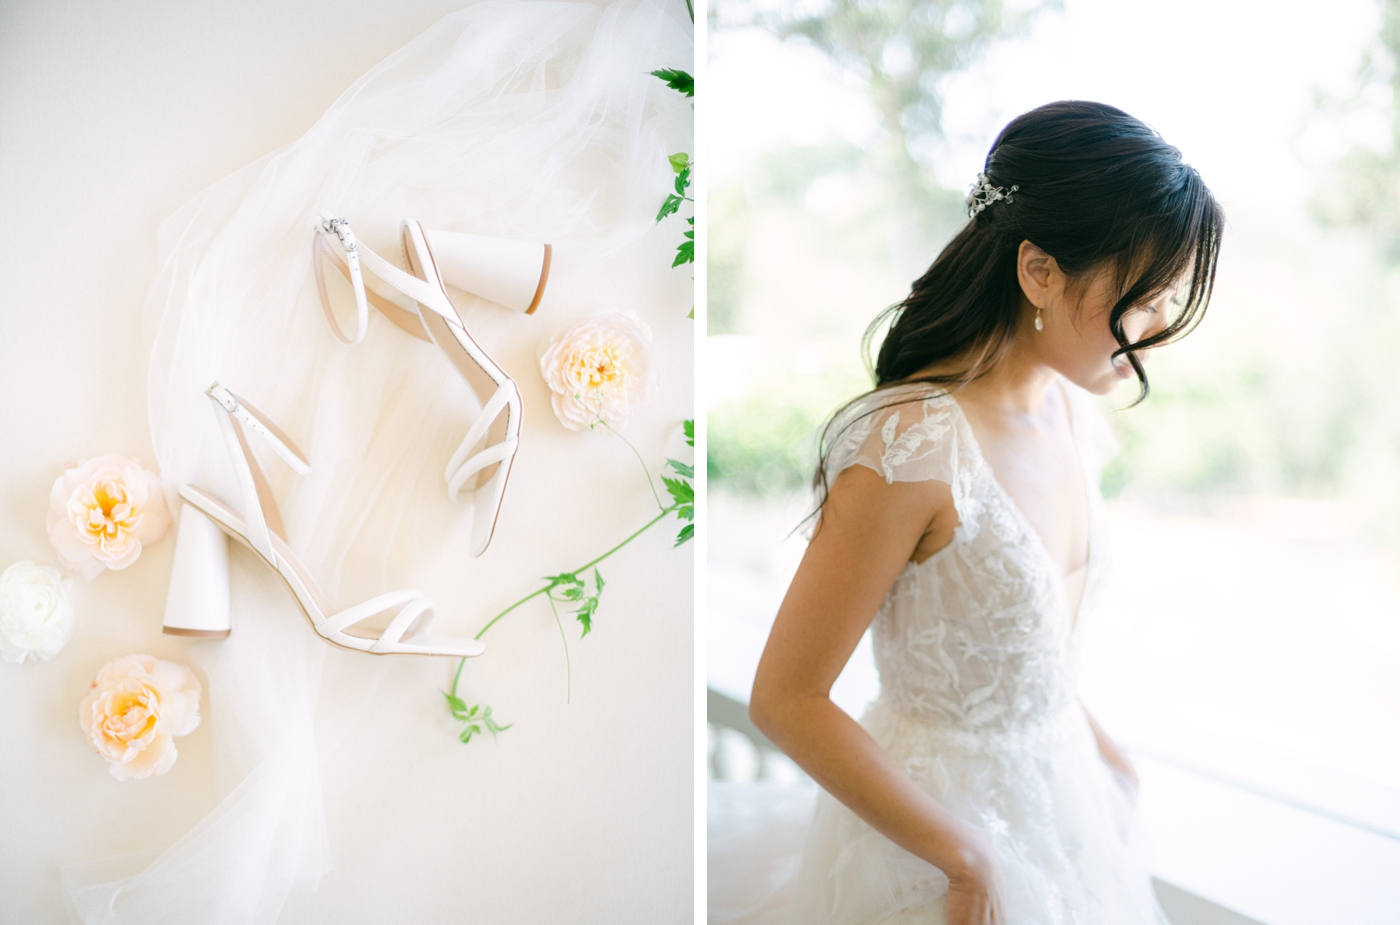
0;1;694;922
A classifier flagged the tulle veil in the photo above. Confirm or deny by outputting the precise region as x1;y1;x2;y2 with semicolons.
60;1;691;921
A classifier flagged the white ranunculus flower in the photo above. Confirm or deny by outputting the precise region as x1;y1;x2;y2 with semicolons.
79;654;202;781
538;312;656;431
0;560;75;664
46;454;171;580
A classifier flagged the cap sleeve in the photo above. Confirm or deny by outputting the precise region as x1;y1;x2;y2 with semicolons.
823;387;976;506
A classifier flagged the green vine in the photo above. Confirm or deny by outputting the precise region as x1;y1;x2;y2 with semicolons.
444;419;694;742
652;64;695;314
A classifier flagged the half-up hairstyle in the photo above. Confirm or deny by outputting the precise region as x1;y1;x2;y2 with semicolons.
813;100;1224;510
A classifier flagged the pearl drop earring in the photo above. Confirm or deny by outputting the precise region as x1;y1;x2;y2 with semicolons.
1034;306;1044;331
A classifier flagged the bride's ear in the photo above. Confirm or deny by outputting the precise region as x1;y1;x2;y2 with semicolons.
1016;240;1061;309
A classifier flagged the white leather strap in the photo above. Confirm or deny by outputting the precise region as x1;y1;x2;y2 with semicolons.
211;406;272;560
205;383;310;560
370;597;436;652
206;383;310;475
314;218;369;345
447;439;517;501
315;215;457;330
321;589;434;649
444;385;515;500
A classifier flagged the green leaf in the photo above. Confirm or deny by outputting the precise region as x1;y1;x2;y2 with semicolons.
446;696;481;723
453;700;511;744
672;240;694;267
481;706;513;740
673;167;691;197
667;458;694;479
675;523;694;546
650;68;694;98
668;152;691;173
593;568;605;594
677;503;694;522
663;476;694;506
683;420;694;447
575;596;597;637
655;194;683;223
545;573;585;604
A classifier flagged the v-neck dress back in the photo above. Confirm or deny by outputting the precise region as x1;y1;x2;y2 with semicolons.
779;381;1167;925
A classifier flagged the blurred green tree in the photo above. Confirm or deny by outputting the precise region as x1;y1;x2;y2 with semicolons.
1314;0;1400;256
769;0;1054;206
708;0;1057;494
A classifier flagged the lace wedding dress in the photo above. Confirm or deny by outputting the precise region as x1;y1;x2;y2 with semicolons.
712;381;1167;925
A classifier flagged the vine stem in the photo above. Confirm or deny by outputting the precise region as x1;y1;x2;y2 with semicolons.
599;419;664;511
449;504;680;699
547;595;571;704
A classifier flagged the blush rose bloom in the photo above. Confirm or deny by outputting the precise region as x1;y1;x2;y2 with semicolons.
0;561;74;664
47;454;170;580
538;312;656;431
79;654;201;781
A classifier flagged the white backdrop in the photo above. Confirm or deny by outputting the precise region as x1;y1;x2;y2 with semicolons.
0;1;695;922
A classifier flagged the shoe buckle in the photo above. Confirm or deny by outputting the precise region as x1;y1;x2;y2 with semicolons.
321;216;358;252
205;382;240;413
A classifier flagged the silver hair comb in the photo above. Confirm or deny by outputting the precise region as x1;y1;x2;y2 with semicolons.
966;172;1019;218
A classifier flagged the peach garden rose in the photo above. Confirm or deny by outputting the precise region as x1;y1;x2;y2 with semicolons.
538;312;656;431
47;454;170;580
79;654;201;780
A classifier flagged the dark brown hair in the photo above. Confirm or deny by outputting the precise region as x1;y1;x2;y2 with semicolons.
814;100;1225;506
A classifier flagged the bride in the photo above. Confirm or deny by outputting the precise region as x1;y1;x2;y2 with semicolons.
744;100;1224;924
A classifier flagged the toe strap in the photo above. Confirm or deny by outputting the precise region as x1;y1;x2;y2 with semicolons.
323;589;435;651
447;439;518;501
445;384;517;501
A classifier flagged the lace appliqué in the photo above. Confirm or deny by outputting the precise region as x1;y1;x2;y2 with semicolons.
824;388;1097;735
878;406;951;482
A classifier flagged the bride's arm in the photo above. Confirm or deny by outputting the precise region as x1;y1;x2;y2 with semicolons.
749;465;1003;914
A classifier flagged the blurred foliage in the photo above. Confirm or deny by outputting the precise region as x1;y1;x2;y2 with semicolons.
708;393;821;495
708;182;749;335
1313;0;1400;257
707;139;967;336
1101;349;1363;501
771;0;1053;200
708;0;1053;494
708;348;872;495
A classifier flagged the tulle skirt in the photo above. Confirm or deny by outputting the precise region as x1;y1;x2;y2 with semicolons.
710;700;1168;925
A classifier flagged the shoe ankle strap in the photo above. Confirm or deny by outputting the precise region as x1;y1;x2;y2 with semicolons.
206;383;310;475
316;218;370;345
205;382;309;561
315;215;458;339
313;232;430;344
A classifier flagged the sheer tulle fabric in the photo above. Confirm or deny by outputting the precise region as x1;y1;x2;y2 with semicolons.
710;385;1166;925
61;3;690;922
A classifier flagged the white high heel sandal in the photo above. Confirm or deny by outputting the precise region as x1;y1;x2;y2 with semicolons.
312;215;550;558
161;382;485;658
